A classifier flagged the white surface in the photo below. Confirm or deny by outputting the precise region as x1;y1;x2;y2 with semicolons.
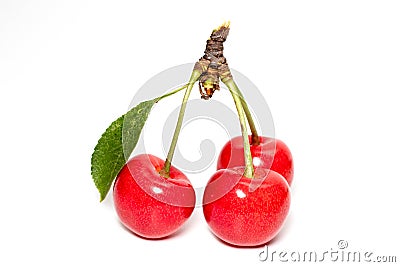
1;0;399;266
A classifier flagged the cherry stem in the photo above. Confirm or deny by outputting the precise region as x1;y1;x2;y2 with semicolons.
226;82;259;145
161;69;202;178
224;79;254;178
222;74;259;145
156;84;188;102
239;96;259;145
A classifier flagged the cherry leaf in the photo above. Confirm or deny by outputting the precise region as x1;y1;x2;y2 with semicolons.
91;99;157;202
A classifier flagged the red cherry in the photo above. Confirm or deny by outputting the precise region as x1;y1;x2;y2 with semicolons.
217;136;294;185
203;167;290;247
113;154;195;239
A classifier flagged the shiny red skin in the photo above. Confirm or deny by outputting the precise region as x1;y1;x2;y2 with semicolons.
113;154;195;239
217;136;294;185
203;167;290;247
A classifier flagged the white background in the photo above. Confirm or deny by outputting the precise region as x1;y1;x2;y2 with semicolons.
1;0;399;266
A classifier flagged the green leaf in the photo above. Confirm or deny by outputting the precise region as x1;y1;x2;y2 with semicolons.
91;99;157;201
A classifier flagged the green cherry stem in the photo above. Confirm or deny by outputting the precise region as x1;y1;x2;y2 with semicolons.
156;84;188;102
231;82;260;145
221;72;259;145
161;69;202;178
240;96;260;145
224;79;254;179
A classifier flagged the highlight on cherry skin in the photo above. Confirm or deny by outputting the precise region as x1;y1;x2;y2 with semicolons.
203;167;291;247
217;136;294;185
113;154;196;239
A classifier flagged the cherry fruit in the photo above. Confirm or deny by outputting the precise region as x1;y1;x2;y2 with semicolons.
203;167;290;247
217;136;294;185
113;154;195;239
